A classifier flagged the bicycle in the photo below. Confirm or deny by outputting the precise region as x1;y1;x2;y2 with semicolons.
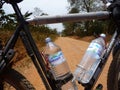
29;0;120;90
0;0;120;90
0;0;53;90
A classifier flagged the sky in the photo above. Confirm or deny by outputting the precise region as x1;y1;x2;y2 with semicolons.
3;0;70;32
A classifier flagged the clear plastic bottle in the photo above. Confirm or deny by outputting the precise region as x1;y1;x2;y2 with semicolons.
74;34;106;84
44;37;78;90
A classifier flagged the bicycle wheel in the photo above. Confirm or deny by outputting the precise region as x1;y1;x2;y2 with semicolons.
0;68;35;90
107;49;120;90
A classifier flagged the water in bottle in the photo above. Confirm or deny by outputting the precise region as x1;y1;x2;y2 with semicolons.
74;34;106;84
44;37;78;90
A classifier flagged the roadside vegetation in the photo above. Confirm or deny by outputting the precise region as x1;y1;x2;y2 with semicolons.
62;0;115;40
0;8;58;64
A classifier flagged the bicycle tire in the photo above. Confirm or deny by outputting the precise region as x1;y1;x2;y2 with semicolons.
0;68;35;90
107;49;120;90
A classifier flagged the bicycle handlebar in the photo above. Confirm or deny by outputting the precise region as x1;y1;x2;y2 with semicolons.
28;11;110;25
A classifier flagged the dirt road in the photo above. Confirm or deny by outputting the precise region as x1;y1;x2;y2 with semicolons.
15;37;112;90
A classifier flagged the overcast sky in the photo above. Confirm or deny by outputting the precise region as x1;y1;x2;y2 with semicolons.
3;0;69;32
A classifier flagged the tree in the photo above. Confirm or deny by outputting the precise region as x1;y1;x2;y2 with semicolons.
68;0;105;12
0;8;32;30
24;11;32;20
0;9;8;28
63;0;107;37
62;6;80;36
32;7;48;18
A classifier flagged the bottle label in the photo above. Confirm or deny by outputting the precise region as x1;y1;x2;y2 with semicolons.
48;51;65;66
87;42;103;56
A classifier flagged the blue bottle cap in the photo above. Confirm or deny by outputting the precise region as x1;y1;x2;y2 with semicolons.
45;37;52;43
100;33;106;38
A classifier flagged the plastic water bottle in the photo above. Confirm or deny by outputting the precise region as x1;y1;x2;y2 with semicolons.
74;34;106;84
44;37;78;90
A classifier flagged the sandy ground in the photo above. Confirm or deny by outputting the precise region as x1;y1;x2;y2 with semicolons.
14;37;112;90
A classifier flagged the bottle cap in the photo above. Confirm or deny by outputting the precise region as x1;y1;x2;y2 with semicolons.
100;33;106;38
45;37;52;43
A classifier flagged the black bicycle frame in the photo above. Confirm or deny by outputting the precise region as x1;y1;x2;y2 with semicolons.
28;1;120;90
1;0;120;90
0;2;56;90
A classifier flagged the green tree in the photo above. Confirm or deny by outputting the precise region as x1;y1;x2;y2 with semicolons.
24;11;32;20
63;0;107;37
0;9;8;28
32;7;48;18
0;8;32;30
62;7;80;36
68;0;105;12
